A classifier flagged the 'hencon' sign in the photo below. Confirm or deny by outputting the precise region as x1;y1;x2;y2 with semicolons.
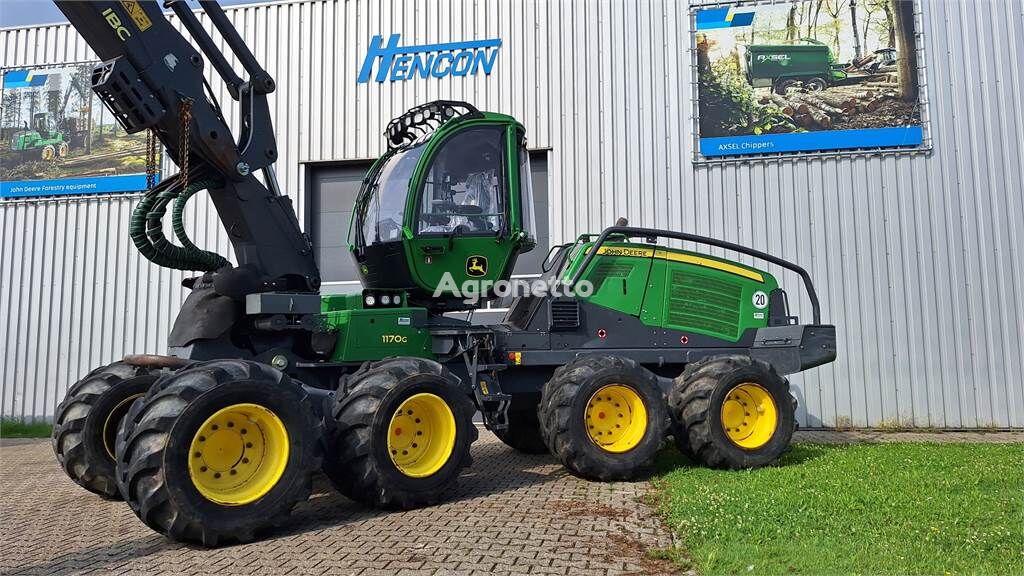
357;34;502;83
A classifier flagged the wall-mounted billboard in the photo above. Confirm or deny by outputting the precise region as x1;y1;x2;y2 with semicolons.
0;63;160;198
693;0;927;160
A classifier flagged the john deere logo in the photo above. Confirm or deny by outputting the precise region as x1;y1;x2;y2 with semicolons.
466;256;488;277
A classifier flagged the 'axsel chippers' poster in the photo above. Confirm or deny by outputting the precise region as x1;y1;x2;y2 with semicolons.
694;0;926;159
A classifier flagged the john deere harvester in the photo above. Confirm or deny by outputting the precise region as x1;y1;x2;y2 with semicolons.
51;0;836;546
10;112;69;160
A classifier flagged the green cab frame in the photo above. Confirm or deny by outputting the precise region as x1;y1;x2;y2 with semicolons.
350;105;536;310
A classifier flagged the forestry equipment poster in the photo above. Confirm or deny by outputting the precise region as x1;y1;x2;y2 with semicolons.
693;0;926;159
0;64;160;198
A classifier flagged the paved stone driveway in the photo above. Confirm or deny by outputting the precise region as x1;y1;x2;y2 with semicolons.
2;429;1021;576
0;429;678;576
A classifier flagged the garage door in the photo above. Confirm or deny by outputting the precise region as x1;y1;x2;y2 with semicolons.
308;151;549;291
308;163;371;291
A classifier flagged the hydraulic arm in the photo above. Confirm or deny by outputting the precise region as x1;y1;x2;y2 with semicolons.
54;0;320;292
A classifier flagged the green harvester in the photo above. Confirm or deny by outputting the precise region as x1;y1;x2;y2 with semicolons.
49;0;838;547
9;112;69;160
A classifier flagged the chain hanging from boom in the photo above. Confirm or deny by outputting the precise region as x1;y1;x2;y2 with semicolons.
128;99;227;272
179;98;193;192
145;129;158;191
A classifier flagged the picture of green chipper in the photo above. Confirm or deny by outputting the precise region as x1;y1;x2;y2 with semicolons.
743;39;850;94
49;0;837;547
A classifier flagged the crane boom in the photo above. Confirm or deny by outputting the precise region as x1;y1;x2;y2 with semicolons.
54;0;321;294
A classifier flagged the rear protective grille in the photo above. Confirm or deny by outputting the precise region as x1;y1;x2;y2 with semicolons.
666;270;742;339
549;298;581;330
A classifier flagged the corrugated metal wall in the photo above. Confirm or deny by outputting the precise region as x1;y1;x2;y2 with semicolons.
1;0;1022;427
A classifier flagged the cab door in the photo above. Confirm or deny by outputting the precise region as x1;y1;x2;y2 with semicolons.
406;123;525;296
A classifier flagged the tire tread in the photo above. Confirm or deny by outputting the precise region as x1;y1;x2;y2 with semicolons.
668;355;796;470
325;357;477;509
52;361;154;498
115;360;320;546
538;355;666;481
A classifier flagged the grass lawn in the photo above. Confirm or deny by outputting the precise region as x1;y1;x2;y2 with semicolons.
0;419;52;438
653;442;1024;575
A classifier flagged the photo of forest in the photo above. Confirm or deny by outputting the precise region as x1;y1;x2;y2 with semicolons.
0;64;157;185
696;0;923;153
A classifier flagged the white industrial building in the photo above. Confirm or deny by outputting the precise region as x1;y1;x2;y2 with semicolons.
1;0;1021;428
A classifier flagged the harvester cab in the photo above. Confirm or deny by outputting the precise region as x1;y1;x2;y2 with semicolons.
32;113;55;138
352;101;536;311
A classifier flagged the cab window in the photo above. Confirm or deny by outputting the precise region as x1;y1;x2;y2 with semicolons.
359;142;427;245
417;126;506;236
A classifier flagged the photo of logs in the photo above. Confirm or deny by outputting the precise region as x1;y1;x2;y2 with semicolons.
756;77;917;133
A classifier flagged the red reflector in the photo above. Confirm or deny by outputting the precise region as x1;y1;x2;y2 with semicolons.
680;335;689;345
597;329;607;339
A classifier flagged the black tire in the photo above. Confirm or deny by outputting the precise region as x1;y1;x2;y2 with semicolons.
774;78;799;95
804;77;828;91
52;361;160;499
494;399;547;454
666;362;701;461
323;357;477;509
668;355;796;469
114;360;322;546
538;355;666;481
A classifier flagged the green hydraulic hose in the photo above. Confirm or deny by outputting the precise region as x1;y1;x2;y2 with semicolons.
146;184;198;269
147;177;228;271
129;173;229;271
171;180;228;270
130;181;175;268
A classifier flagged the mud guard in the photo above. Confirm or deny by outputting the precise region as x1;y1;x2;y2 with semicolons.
167;282;240;348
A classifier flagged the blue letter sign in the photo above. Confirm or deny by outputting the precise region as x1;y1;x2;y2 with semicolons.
357;34;502;83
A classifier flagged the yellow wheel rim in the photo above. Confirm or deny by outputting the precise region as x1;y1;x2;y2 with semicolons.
585;384;647;453
187;403;289;505
41;146;54;160
721;383;778;449
102;393;145;460
387;393;456;478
